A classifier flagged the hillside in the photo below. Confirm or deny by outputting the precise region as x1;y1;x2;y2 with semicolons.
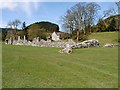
97;14;120;32
88;32;119;46
105;14;120;23
26;21;59;32
25;21;60;40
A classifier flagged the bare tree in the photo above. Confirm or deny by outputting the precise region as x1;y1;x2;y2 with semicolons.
116;1;120;31
7;19;21;29
100;7;117;32
7;19;21;40
86;2;100;33
61;9;74;38
61;2;100;41
7;21;13;29
116;1;120;13
12;19;21;29
103;8;116;19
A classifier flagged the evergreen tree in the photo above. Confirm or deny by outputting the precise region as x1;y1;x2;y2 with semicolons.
107;18;116;32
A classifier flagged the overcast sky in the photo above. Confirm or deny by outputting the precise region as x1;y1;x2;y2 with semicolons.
0;0;118;31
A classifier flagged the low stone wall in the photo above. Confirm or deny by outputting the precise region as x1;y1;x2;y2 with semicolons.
103;43;120;47
5;36;101;49
5;36;120;54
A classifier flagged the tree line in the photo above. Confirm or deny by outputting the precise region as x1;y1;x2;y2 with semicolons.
2;2;119;42
2;21;59;41
61;2;119;41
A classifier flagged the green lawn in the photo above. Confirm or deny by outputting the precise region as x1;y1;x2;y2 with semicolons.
2;44;118;88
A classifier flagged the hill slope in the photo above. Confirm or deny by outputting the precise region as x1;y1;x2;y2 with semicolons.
88;32;118;45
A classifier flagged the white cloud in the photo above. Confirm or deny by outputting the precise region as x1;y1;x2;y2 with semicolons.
23;2;32;17
33;2;39;11
0;2;17;11
0;0;39;18
21;1;39;17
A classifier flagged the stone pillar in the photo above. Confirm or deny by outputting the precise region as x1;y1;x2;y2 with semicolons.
24;35;26;41
9;37;12;45
37;37;39;42
18;36;20;41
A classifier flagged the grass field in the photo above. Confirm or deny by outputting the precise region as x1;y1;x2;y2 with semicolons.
2;32;119;88
2;44;118;88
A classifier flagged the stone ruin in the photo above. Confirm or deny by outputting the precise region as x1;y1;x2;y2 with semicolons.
5;36;119;53
12;36;28;45
5;36;66;48
5;37;100;48
59;44;72;54
5;35;120;54
75;39;100;48
5;36;103;54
